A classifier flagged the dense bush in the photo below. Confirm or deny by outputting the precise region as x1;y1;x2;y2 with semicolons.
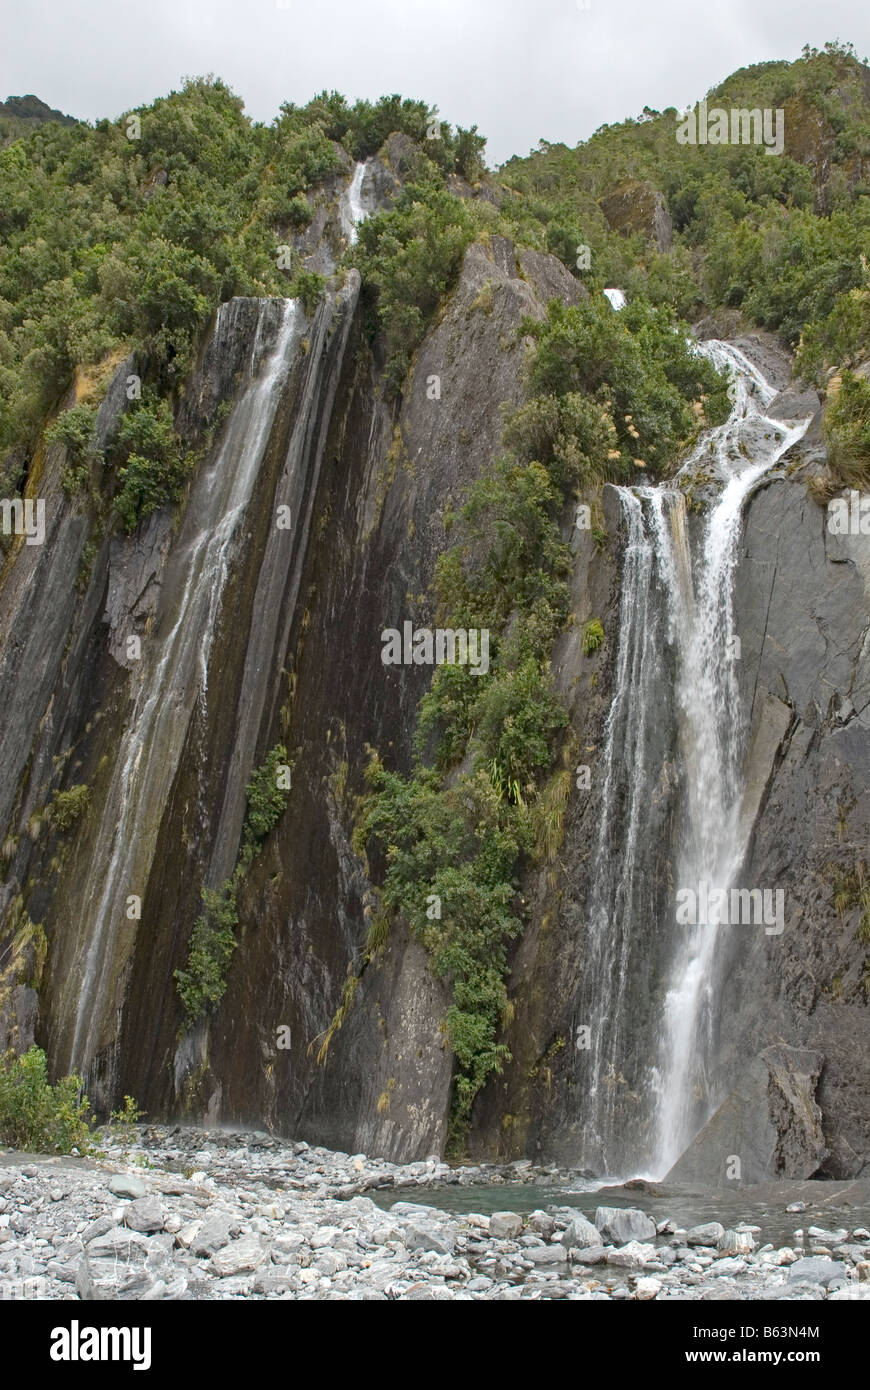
0;1047;92;1154
500;42;870;357
520;296;730;478
0;77;492;474
241;743;291;862
352;181;475;391
45;402;102;494
174;882;240;1026
824;370;870;489
110;400;193;532
51;783;91;830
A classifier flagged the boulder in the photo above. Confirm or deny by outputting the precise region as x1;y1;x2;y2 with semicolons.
489;1211;523;1239
86;1226;150;1258
787;1256;847;1287
403;1222;457;1255
560;1214;601;1250
687;1222;725;1246
527;1210;556;1238
209;1235;267;1277
123;1196;164;1234
525;1244;567;1265
107;1174;147;1200
606;1241;658;1269
571;1244;609;1265
594;1206;656;1244
75;1252;154;1301
190;1210;235;1257
717;1228;756;1255
635;1276;662;1300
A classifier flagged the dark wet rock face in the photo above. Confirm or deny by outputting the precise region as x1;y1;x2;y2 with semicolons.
722;456;870;1179
0;228;591;1159
665;1047;830;1185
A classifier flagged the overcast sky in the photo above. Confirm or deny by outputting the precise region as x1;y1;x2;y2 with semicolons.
2;0;868;166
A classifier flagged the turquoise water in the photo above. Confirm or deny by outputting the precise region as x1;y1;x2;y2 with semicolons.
373;1182;870;1250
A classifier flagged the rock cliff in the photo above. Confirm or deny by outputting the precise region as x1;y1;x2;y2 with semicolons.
1;176;867;1184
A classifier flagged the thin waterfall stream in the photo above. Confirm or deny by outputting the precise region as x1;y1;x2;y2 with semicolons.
64;161;370;1089
580;340;811;1180
339;160;370;245
65;299;301;1079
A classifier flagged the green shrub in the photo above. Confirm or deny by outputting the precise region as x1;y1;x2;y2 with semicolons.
523;296;730;477
176;744;290;1026
45;403;103;494
353;181;475;392
109;1093;145;1145
44;403;99;455
454;126;487;182
583;619;604;655
174;881;240;1025
272;121;345;196
291;269;326;316
0;1047;92;1154
284;194;313;229
796;288;870;382
825;370;870;490
51;783;91;830
241;743;291;861
110;400;192;533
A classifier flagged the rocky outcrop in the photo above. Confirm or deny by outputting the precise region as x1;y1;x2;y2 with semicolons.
783;80;870;212
665;1046;829;1185
600;179;672;252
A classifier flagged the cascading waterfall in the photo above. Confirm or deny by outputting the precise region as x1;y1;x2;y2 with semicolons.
339;161;369;245
581;340;811;1178
66;298;301;1078
581;489;674;1174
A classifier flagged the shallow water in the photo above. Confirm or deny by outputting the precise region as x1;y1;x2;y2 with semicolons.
375;1181;870;1249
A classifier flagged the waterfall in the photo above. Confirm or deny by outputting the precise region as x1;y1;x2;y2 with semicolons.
65;298;301;1079
339;161;369;245
580;340;811;1178
603;287;627;311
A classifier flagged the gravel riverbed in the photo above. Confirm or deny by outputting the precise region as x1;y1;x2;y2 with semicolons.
2;1126;869;1301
